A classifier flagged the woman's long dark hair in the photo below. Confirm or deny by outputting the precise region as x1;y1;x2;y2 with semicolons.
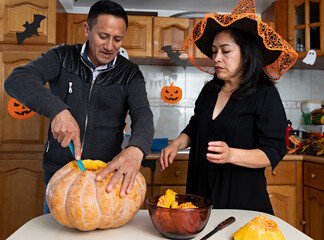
205;28;274;99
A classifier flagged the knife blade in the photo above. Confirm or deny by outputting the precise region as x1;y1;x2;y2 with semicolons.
69;142;85;171
200;216;236;240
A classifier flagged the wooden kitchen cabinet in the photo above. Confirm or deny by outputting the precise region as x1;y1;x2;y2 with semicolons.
65;14;153;58
123;16;153;58
303;161;324;240
65;14;87;44
288;0;324;58
0;155;44;240
0;0;56;45
0;51;49;153
0;1;58;239
145;154;303;231
0;51;49;240
153;17;192;59
265;159;304;231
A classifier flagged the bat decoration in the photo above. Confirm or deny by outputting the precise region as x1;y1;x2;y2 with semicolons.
161;45;187;70
16;14;46;45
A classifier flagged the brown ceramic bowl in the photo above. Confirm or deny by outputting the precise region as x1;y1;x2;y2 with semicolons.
147;194;213;239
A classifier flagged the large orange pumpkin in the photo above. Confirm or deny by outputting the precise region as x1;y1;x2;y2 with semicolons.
46;160;146;231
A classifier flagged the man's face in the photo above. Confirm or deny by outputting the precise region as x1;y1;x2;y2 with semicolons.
84;14;126;68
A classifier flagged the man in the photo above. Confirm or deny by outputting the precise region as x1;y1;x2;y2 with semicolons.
4;0;154;213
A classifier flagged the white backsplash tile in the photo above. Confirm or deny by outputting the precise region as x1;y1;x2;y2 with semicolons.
185;108;195;125
290;70;311;100
135;66;324;139
150;106;186;139
276;71;291;100
310;70;324;100
185;67;210;99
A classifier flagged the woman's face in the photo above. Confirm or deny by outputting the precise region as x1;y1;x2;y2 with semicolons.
212;30;243;82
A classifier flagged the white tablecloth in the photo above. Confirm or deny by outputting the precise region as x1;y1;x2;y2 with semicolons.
8;209;312;240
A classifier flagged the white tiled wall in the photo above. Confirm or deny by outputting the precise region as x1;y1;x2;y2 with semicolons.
126;66;324;139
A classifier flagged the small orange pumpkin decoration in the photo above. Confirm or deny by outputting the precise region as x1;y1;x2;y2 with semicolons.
46;160;146;231
161;82;182;104
8;98;36;119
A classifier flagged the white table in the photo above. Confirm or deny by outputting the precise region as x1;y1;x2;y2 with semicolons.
8;209;312;240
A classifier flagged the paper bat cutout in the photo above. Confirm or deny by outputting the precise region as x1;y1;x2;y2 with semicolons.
161;45;187;69
16;14;46;45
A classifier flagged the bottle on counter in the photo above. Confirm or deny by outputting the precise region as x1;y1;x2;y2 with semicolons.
285;120;293;147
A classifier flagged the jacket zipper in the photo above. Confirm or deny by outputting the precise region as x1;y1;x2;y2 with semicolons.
68;82;73;93
80;77;95;154
80;57;115;156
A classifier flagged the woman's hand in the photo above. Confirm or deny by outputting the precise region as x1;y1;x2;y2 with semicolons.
206;141;232;164
159;144;178;171
207;141;272;168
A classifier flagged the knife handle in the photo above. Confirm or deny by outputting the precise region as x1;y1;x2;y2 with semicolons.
218;216;236;229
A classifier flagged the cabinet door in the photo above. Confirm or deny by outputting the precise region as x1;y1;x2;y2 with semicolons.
0;51;49;153
304;186;324;240
153;17;192;59
288;0;324;57
123;16;152;57
267;185;297;228
0;157;44;240
0;0;56;45
66;14;88;44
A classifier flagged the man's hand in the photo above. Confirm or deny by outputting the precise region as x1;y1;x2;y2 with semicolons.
96;146;144;198
51;109;81;160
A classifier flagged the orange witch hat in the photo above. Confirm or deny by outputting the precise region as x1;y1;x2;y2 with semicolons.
182;0;298;80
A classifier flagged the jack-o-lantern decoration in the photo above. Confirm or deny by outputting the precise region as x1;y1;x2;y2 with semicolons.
161;82;183;104
8;98;36;119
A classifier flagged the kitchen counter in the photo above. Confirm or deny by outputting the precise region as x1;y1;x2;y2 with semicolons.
8;209;312;240
146;152;324;163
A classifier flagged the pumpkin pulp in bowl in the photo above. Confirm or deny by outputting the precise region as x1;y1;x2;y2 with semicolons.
147;193;212;239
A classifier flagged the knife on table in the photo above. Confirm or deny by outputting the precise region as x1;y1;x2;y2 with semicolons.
69;142;85;171
200;216;236;240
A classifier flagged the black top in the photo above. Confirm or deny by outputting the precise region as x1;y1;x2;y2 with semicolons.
182;82;287;214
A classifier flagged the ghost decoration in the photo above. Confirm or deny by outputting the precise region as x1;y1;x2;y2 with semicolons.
119;47;129;59
303;50;316;65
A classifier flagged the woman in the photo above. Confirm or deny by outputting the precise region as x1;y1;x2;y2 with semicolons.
159;0;298;214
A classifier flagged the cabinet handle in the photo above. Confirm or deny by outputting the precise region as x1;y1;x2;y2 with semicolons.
301;220;307;225
272;170;278;176
175;170;181;176
311;173;316;179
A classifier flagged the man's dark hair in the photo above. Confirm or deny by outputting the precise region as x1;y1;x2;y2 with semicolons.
206;28;274;100
87;0;128;30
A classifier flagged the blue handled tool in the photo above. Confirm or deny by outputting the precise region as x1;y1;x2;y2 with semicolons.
69;142;85;171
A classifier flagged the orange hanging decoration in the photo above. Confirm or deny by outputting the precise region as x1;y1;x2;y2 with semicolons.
8;98;36;119
161;82;183;104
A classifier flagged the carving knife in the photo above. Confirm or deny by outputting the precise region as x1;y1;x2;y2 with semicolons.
69;142;85;171
200;216;236;240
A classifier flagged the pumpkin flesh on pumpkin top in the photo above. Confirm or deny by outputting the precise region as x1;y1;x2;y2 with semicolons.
233;214;285;240
46;160;146;231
